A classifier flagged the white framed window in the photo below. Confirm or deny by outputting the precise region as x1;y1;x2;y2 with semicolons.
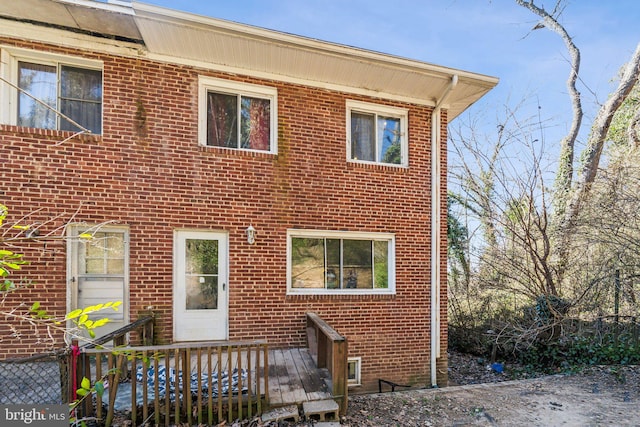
348;357;362;387
198;76;277;153
287;229;396;295
346;100;408;166
0;46;103;134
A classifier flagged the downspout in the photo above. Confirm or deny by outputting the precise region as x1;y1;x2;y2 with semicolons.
430;74;458;387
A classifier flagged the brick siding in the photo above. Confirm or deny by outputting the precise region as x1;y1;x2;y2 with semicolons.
0;38;448;391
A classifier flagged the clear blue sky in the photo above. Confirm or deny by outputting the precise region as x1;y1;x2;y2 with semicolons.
142;0;639;151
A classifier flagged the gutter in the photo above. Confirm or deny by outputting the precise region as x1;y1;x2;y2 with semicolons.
430;74;458;388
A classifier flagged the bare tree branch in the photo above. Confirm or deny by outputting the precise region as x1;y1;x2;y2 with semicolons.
515;0;582;219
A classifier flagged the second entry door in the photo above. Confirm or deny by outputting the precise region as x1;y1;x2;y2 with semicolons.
174;231;228;341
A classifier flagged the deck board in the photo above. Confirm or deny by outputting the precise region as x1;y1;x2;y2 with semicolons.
282;349;309;404
292;348;323;396
268;348;332;407
268;349;286;406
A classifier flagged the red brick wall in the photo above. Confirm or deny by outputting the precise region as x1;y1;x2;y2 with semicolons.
0;38;448;391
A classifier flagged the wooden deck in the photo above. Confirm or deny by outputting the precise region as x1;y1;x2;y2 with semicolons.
268;347;332;407
69;312;348;425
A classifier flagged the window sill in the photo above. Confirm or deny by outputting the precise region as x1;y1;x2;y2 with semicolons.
347;160;409;171
197;144;276;158
0;124;102;143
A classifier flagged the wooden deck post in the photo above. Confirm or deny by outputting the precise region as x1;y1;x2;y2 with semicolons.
332;338;348;416
142;314;155;346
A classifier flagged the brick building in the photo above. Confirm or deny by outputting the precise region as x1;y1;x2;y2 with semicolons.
0;0;497;392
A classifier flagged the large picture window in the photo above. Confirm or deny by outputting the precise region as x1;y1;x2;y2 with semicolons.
347;100;408;166
287;230;395;295
199;76;277;153
1;47;103;134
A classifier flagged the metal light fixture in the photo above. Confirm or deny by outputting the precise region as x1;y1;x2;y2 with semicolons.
246;225;256;244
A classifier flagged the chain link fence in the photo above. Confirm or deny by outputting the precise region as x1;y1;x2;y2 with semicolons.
0;351;69;404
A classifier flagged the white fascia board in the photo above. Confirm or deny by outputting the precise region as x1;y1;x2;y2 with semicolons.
54;0;135;15
0;18;145;57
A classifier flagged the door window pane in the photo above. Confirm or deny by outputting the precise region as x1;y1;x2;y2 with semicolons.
85;259;103;274
18;62;57;129
186;275;218;310
185;239;219;274
107;259;124;274
185;239;219;310
81;232;125;274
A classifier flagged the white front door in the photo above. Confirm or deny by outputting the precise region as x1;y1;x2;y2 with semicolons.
68;227;129;339
174;231;228;341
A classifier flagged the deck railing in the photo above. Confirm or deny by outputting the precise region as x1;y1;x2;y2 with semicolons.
73;341;268;427
67;315;155;403
82;315;156;349
305;312;348;415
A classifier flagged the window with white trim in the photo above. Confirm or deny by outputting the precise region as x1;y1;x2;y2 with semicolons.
1;47;103;134
198;76;277;153
287;230;395;295
347;100;408;166
348;357;361;387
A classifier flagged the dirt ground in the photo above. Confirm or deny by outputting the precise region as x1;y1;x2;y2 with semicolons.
341;355;640;426
222;352;640;426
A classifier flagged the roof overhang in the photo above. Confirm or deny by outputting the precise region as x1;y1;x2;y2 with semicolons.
0;0;142;41
0;0;498;118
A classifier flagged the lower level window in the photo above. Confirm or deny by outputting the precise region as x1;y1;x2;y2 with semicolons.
348;357;362;387
287;230;395;295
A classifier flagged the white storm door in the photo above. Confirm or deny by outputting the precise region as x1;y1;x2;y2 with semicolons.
69;227;129;338
174;231;228;341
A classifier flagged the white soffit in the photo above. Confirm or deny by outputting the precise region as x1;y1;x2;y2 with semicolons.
130;2;497;117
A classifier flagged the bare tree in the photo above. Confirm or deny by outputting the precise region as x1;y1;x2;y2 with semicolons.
515;0;640;284
448;2;640;354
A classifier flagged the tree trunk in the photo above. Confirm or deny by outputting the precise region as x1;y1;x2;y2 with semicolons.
557;42;640;277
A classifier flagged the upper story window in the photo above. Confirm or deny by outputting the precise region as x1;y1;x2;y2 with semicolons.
0;47;103;134
198;76;277;153
346;100;408;167
287;229;396;295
